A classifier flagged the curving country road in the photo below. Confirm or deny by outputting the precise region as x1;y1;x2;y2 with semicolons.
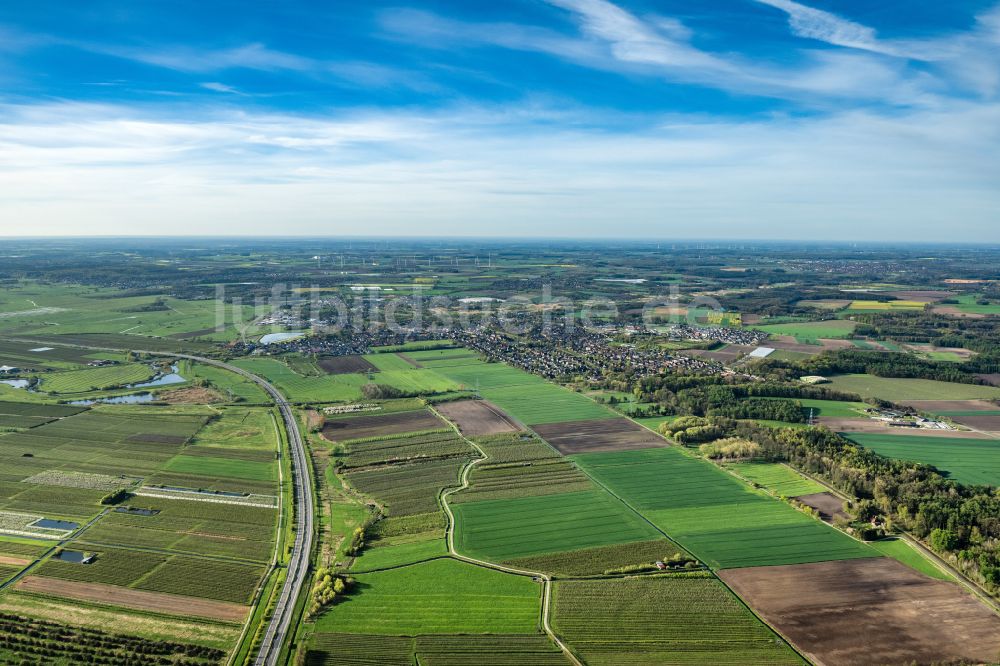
1;339;314;666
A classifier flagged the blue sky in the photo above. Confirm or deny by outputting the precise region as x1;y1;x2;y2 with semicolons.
1;1;998;240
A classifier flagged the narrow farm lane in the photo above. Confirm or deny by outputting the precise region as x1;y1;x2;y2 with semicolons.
430;406;584;666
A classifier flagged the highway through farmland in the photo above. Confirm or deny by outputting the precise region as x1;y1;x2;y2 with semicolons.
170;354;313;666
1;338;314;666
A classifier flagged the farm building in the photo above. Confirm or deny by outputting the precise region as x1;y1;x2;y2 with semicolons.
0;365;20;374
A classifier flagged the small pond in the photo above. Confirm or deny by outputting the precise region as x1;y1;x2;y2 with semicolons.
69;392;155;406
55;550;95;564
128;364;185;388
0;379;29;389
114;507;160;516
33;518;78;531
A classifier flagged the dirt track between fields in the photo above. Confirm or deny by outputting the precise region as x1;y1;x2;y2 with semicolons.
533;417;666;454
16;576;248;623
720;558;1000;666
434;400;522;436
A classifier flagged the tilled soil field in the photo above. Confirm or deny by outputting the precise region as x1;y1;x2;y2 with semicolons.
533;417;666;455
317;355;376;375
720;558;1000;666
434;400;522;436
794;492;849;522
16;576;248;623
322;409;446;441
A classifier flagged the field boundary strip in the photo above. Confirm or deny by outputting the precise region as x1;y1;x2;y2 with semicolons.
429;404;584;666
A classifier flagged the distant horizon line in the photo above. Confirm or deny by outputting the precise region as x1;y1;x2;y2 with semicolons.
1;234;999;247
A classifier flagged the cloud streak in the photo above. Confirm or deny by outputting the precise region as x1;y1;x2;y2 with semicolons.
753;0;886;54
1;100;997;240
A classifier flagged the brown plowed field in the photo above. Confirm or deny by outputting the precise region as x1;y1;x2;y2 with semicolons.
977;373;1000;387
321;409;445;441
16;576;248;623
680;345;753;363
0;555;29;566
932;305;986;318
819;417;988;437
720;558;1000;666
317;355;376;375
434;400;521;436
904;399;1000;412
533;418;666;455
885;290;955;302
794;492;849;522
949;415;1000;431
767;337;854;355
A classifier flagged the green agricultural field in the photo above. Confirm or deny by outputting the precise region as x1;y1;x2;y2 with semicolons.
352;537;448;571
313;558;541;635
369;339;459;353
792;398;868;418
504;539;688;577
347;457;469;517
751;319;856;342
573;448;877;569
306;633;565;666
184;361;269;403
454;436;592;503
766;349;815;362
35;547;168;587
481;384;615;425
841;433;1000;486
422;354;615;424
869;538;953;581
362;354;460;394
725;462;826;497
632;414;678;431
552;575;803;665
403;348;477;361
422;356;546;390
0;281;253;342
339;431;470;469
452;490;661;561
187;407;279;453
163;454;277;482
231;357;369;402
37;363;155;395
941;294;1000;316
0;592;240;651
133;557;266;604
824;374;1000;401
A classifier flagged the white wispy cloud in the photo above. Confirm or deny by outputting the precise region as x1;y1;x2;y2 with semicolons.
753;0;886;54
96;42;313;73
754;0;1000;97
542;0;728;70
1;100;997;239
200;82;245;95
381;1;936;106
